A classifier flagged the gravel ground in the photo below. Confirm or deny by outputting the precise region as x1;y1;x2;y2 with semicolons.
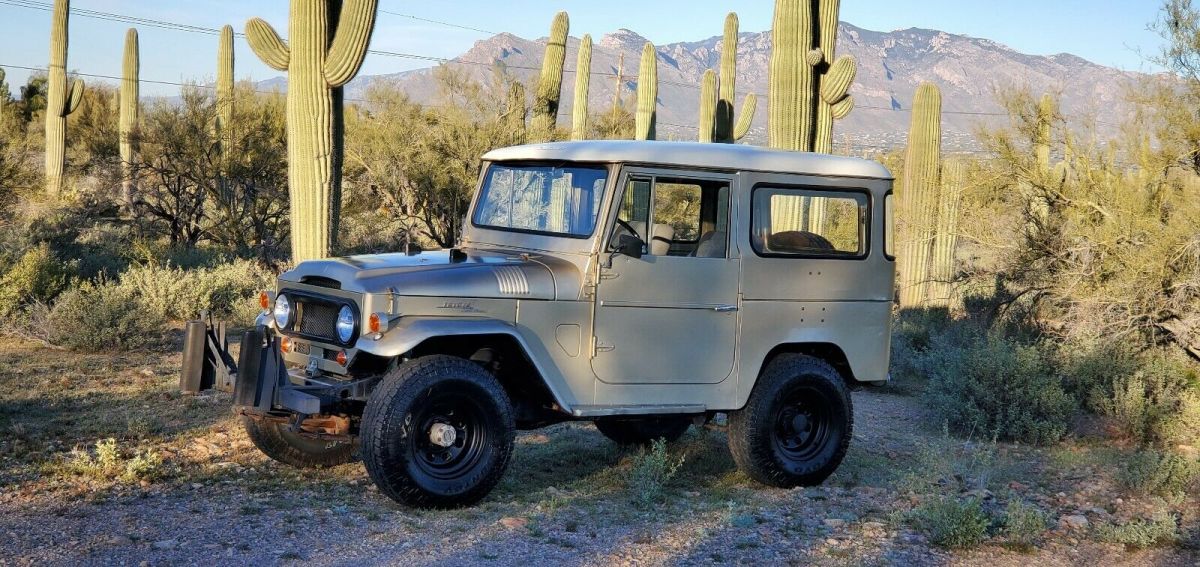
0;338;1197;566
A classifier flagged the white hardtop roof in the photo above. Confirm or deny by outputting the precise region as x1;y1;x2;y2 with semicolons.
482;140;893;180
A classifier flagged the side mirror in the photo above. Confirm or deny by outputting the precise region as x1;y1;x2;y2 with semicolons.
614;234;644;259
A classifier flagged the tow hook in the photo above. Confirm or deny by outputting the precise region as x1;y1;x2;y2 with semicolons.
428;422;457;448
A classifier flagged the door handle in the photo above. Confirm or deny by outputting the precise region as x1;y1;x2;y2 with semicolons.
713;305;738;313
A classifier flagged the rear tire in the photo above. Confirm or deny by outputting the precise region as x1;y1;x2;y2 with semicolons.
594;417;691;446
361;355;515;509
728;354;853;487
242;416;356;468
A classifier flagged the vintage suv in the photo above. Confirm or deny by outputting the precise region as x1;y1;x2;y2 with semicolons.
230;140;895;508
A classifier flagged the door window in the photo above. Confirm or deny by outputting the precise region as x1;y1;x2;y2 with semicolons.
611;175;731;257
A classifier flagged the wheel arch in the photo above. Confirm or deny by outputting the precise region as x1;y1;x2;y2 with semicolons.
759;342;856;385
357;317;574;420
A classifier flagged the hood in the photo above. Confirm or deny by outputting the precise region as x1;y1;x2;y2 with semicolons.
279;248;577;300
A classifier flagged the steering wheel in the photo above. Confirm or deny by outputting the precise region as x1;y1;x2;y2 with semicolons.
615;218;642;241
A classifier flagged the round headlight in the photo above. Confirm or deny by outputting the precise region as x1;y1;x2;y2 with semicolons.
336;304;356;343
273;294;291;328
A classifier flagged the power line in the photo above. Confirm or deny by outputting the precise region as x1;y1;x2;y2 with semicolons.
378;9;497;36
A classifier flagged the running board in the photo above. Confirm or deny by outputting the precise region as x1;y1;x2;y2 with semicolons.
570;404;706;417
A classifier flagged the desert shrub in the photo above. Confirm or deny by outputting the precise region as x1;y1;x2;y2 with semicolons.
121;259;273;325
1098;350;1200;447
909;496;991;549
924;333;1075;444
627;438;685;508
0;243;75;317
1117;449;1200;498
57;438;164;483
1059;339;1141;413
46;281;165;352
1000;499;1049;551
1095;509;1180;550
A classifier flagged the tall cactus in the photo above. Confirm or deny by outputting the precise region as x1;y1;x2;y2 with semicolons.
897;82;942;307
698;70;716;143
216;24;235;163
44;0;85;196
1035;93;1054;172
119;28;139;206
531;11;568;142
635;42;657;141
768;0;855;153
245;0;378;262
570;34;591;141
504;81;527;145
929;159;965;307
714;13;756;143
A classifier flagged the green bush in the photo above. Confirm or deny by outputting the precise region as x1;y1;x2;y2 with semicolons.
909;495;991;549
0;243;75;317
1117;449;1200;498
627;438;685;508
1060;339;1140;413
56;438;164;483
121;259;273;325
1000;499;1049;551
46;281;165;352
1095;509;1180;550
1098;350;1200;447
924;334;1075;445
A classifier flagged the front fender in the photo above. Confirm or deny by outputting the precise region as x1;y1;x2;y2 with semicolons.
355;316;575;412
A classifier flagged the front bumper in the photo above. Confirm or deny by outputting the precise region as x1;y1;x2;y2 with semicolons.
234;327;375;416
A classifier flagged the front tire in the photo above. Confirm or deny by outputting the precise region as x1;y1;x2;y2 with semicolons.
242;416;356;468
594;417;691;446
728;354;853;487
361;355;515;508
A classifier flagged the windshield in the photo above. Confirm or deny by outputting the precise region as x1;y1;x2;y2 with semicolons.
472;164;608;238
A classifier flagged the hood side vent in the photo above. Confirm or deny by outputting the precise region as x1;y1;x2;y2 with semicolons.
300;276;342;290
494;266;530;295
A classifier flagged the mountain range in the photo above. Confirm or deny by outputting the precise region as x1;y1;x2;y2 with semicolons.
263;22;1150;152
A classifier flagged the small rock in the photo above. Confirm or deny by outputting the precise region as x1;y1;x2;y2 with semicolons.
191;483;203;490
1060;515;1089;530
825;538;839;546
1115;498;1124;505
822;518;846;529
499;517;528;530
1056;492;1067;499
153;539;178;550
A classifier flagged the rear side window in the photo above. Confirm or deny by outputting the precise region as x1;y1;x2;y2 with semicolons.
751;187;869;258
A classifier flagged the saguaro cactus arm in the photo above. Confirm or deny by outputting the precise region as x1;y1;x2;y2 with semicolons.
64;78;84;115
324;0;378;87
570;33;592;141
245;18;290;71
734;94;757;141
698;69;716;143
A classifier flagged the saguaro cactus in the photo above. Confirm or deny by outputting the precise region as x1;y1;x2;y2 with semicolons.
216;25;235;161
929;159;964;307
45;0;85;196
570;33;591;141
504;81;527;146
245;0;378;262
119;28;139;206
635;42;657;141
768;0;855;153
715;13;756;143
531;11;568;142
897;82;942;307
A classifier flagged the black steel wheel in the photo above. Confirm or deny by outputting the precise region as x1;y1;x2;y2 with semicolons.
361;355;515;508
728;354;852;487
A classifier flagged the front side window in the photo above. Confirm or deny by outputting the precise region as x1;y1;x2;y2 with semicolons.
610;175;730;257
751;187;868;258
472;164;608;237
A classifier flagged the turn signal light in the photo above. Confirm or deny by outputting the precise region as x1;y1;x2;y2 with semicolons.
280;336;292;353
335;350;348;366
368;312;382;334
258;291;272;310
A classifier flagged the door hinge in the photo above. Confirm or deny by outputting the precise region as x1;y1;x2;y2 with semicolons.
598;268;620;280
593;337;615;353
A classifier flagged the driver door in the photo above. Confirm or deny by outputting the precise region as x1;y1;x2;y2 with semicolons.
590;169;739;385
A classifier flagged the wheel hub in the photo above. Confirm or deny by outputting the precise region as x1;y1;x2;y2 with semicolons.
428;422;458;448
790;413;810;436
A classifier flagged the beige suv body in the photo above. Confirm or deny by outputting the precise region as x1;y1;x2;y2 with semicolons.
240;140;895;507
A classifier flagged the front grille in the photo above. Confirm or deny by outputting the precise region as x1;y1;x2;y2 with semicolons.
297;299;339;341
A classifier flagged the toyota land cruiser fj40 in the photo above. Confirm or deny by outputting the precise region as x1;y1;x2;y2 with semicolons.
212;140;895;508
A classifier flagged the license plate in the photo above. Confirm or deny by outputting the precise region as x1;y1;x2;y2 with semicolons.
292;341;310;355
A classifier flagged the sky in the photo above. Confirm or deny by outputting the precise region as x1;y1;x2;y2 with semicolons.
0;0;1170;98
